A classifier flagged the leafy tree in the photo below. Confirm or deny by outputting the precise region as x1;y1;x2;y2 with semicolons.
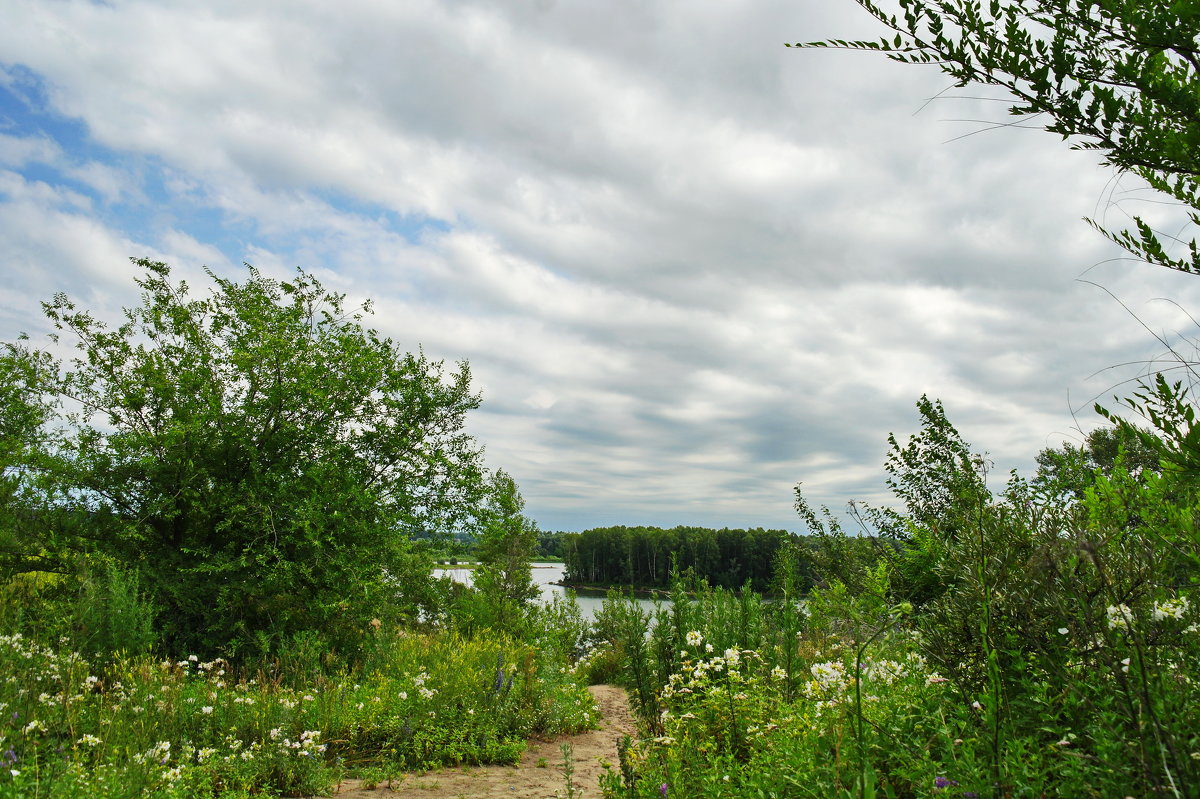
878;395;990;541
795;396;990;603
0;341;63;577
1034;422;1160;501
35;259;488;655
471;469;540;631
878;398;992;604
790;0;1200;275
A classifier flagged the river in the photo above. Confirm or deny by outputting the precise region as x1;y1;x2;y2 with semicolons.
434;562;658;621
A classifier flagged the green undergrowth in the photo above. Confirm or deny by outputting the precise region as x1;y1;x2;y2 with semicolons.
595;579;1200;798
589;393;1200;798
0;626;595;798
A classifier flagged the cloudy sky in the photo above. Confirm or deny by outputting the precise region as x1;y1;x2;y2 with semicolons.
2;0;1198;533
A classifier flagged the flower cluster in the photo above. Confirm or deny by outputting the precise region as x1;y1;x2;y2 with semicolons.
1106;604;1132;630
806;660;849;698
860;658;907;686
1153;596;1190;622
281;729;327;757
132;740;173;766
659;647;761;701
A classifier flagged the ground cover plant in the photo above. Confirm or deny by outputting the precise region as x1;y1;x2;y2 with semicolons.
0;618;595;798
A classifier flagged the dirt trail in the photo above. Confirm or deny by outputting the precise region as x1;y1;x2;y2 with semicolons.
330;685;638;799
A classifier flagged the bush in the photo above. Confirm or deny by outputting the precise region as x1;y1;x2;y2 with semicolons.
19;260;489;657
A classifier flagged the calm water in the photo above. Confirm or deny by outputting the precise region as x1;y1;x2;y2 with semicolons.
434;562;657;621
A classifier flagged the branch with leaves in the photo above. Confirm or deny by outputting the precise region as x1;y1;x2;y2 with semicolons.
790;0;1200;275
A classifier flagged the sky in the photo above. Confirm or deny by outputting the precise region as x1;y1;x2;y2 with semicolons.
2;0;1199;533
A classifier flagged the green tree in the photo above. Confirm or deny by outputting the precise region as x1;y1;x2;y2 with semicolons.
471;469;541;632
791;0;1200;275
872;395;991;543
795;396;990;603
35;259;488;655
1034;423;1160;501
0;341;64;577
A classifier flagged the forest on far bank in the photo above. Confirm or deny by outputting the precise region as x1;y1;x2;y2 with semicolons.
557;525;804;592
436;525;835;594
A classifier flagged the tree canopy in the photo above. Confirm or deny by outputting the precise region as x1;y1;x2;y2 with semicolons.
9;259;490;654
790;0;1200;276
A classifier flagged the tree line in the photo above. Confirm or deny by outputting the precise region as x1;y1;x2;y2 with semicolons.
559;525;814;592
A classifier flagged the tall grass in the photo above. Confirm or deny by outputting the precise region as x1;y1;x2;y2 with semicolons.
0;622;595;798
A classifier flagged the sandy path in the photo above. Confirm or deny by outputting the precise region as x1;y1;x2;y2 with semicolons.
329;684;638;799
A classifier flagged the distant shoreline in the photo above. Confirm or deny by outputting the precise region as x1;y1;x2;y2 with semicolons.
552;582;668;598
433;562;563;569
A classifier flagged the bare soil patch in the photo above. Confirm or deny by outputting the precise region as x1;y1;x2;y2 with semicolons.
329;684;637;799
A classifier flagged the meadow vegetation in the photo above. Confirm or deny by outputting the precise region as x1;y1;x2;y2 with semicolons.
590;396;1200;797
3;266;1198;799
0;621;593;798
0;261;598;797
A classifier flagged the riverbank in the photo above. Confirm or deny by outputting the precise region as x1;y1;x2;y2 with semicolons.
552;581;672;598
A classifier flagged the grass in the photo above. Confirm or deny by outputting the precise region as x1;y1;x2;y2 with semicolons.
0;626;596;798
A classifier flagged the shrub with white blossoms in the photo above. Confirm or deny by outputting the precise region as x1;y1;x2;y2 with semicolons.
659;648;763;701
132;741;172;766
1153;596;1190;622
650;647;785;759
1107;604;1133;630
860;659;907;686
807;660;849;697
282;729;327;758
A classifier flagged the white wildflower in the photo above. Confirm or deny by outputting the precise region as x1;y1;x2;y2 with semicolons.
1153;597;1190;622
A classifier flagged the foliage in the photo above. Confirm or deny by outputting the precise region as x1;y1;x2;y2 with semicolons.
0;341;63;578
562;526;795;592
67;556;159;660
795;395;990;606
1034;422;1160;502
0;626;595;798
470;470;542;633
0;258;609;797
23;259;488;656
790;0;1200;276
1100;373;1200;489
878;395;990;543
603;396;1200;797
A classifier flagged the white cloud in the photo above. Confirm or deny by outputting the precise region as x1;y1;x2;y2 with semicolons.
0;0;1196;531
0;132;60;167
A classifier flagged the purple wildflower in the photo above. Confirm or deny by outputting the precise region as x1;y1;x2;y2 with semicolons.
934;776;959;789
660;783;668;797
